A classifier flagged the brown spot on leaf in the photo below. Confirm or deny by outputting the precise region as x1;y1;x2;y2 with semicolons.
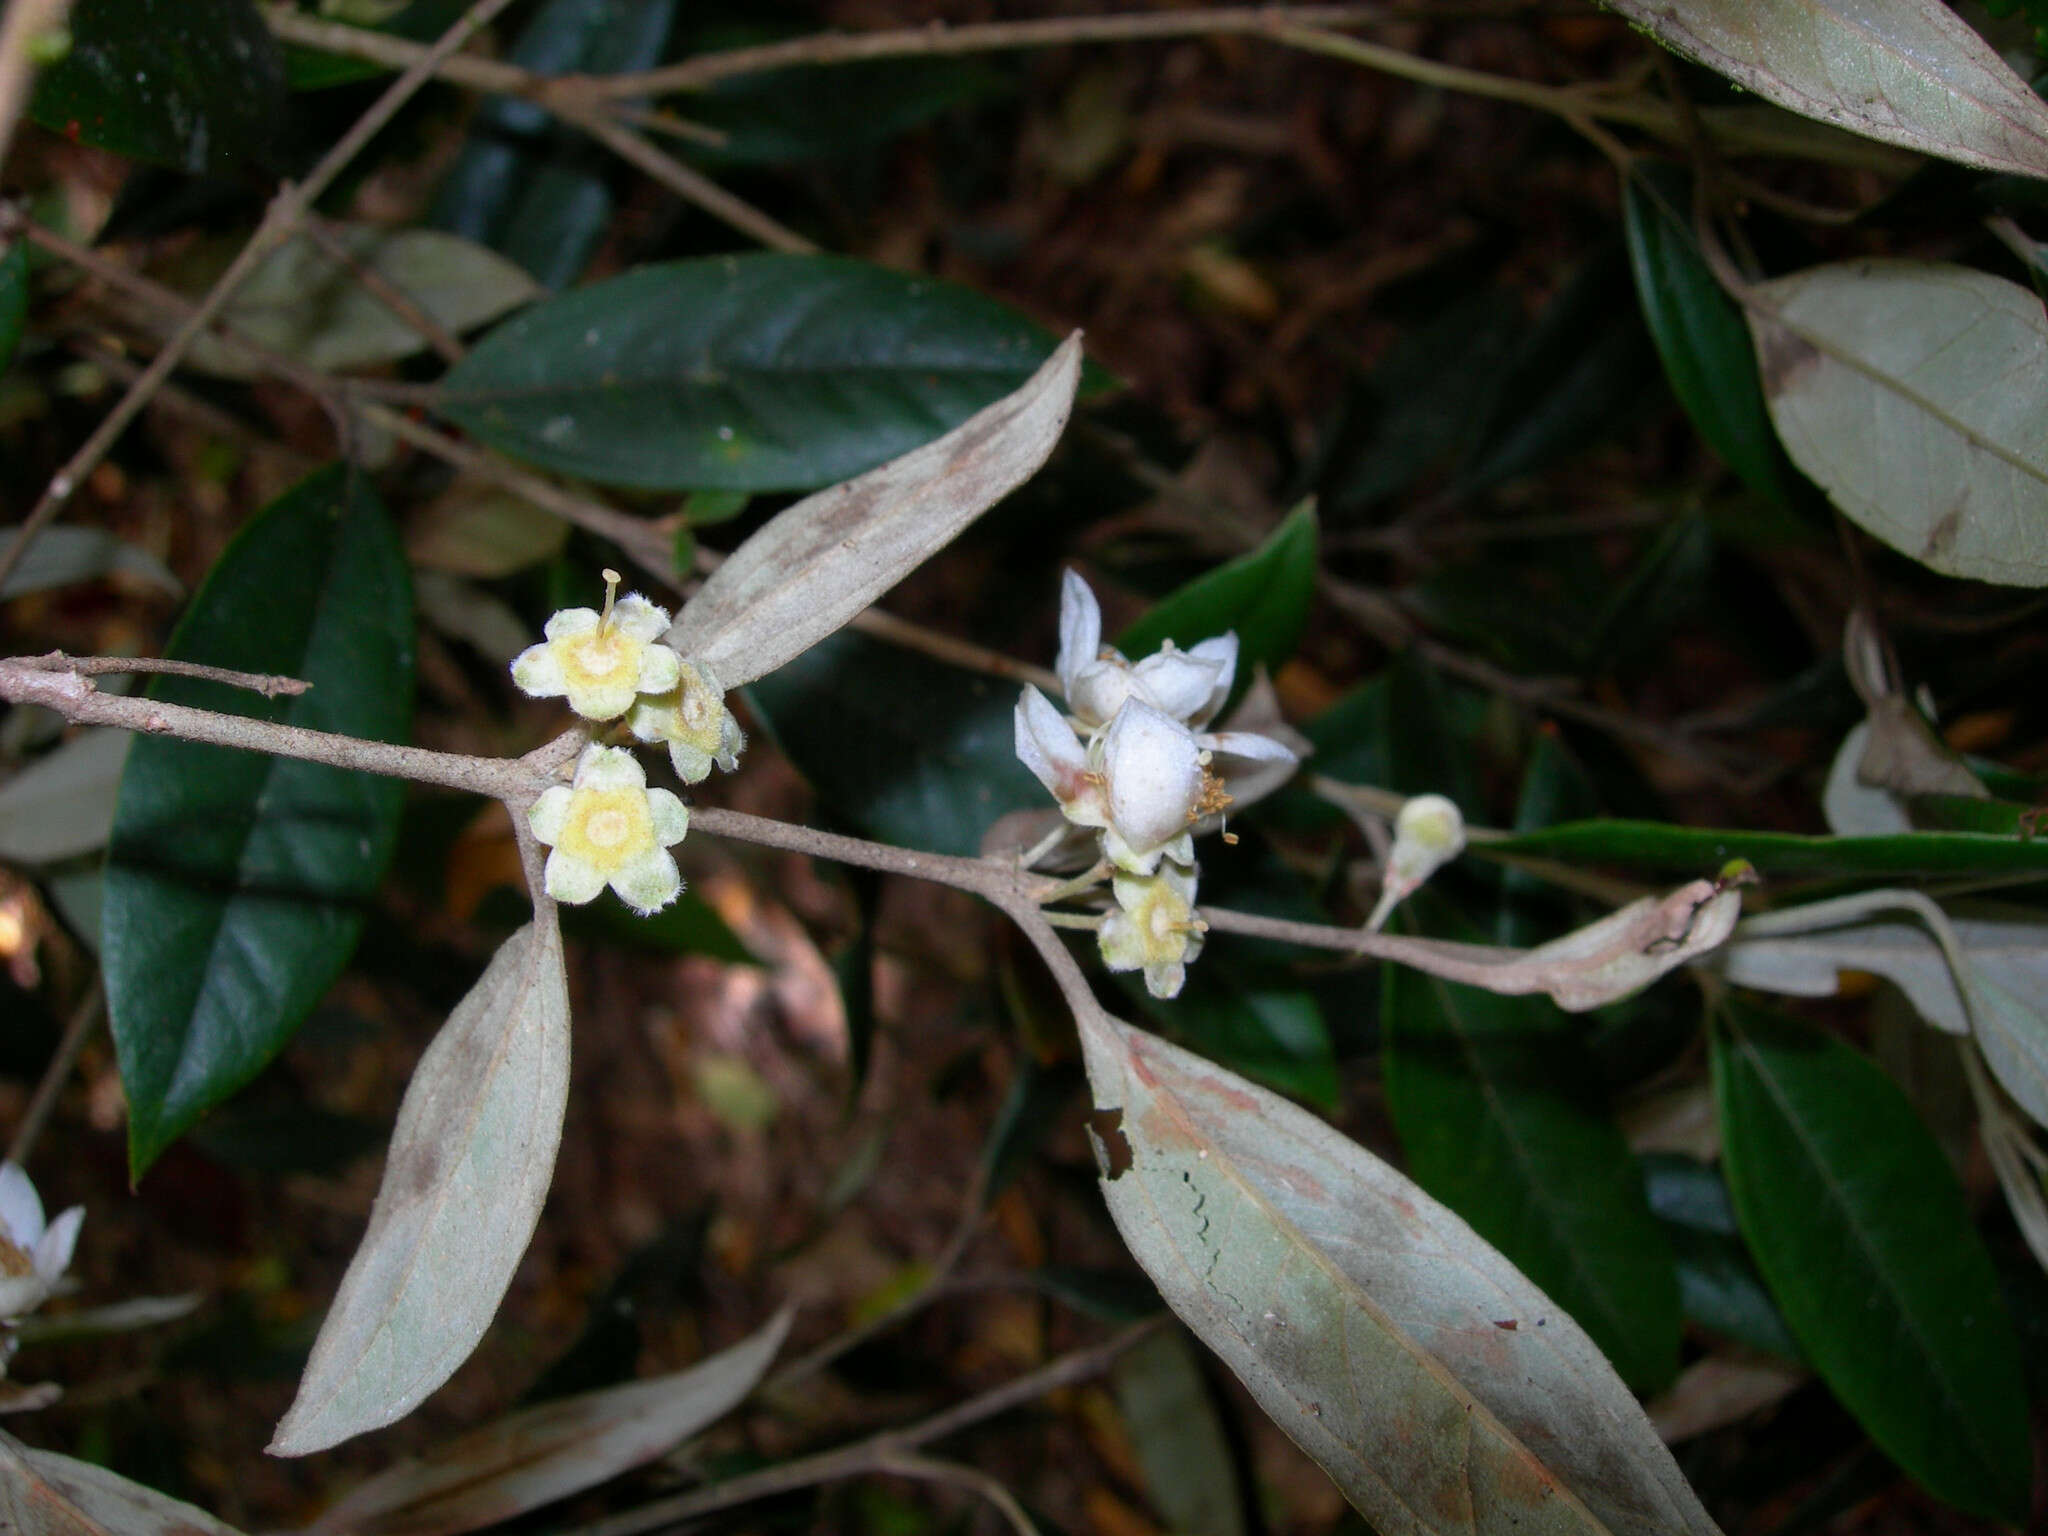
1753;321;1821;398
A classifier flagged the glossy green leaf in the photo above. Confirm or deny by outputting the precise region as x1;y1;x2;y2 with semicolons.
1384;930;1680;1392
745;629;1045;857
1478;817;2048;882
29;0;286;175
436;255;1065;491
1116;501;1318;686
1622;167;1805;510
1712;998;2030;1521
1605;0;2048;177
0;243;28;377
1457;243;1662;496
430;0;678;290
1743;261;2048;586
104;465;413;1177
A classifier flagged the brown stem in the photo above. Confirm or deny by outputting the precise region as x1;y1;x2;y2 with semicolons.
8;979;100;1168
0;657;536;800
568;5;1390;100
17;651;310;698
0;0;524;599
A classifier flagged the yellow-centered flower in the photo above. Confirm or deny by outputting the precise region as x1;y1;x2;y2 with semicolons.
511;570;680;722
527;745;690;914
628;658;746;784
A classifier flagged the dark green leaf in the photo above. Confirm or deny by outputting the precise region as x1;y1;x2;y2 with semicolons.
430;0;678;289
0;244;28;376
436;255;1065;492
1115;502;1317;687
1313;290;1522;518
687;54;1009;165
1477;818;2048;882
1273;652;1480;834
981;1057;1084;1203
29;0;286;175
1384;915;1681;1392
1641;1152;1803;1358
1623;166;1807;510
745;629;1044;857
1713;998;2030;1521
189;1102;382;1176
682;489;750;525
104;466;413;1177
1582;513;1714;671
1456;242;1663;495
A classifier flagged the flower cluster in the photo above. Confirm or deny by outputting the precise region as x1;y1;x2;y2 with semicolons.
511;573;747;915
1016;571;1298;997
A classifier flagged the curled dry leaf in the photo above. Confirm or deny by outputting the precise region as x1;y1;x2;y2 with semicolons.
0;1429;245;1535
307;1307;794;1536
1743;261;2048;587
1075;1011;1723;1536
1604;0;2048;177
270;917;572;1457
667;332;1084;687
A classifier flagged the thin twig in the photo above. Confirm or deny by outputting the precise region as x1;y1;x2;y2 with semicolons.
565;1320;1164;1536
874;1454;1044;1536
0;0;524;599
570;5;1390;100
8;979;100;1168
17;651;310;697
0;0;73;172
554;105;816;254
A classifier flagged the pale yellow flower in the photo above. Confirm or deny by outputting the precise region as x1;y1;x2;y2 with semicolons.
1099;863;1205;999
511;570;680;722
527;745;690;914
628;659;746;784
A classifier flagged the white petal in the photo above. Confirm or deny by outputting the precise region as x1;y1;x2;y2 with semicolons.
1131;648;1223;720
668;739;714;784
34;1206;81;1283
0;1164;43;1250
716;715;747;772
627;694;677;743
1186;634;1238;725
567;673;639;722
636;643;682;695
1056;569;1103;697
1015;687;1088;796
574;744;646;791
1201;730;1298;764
509;643;567;698
612;594;673;641
526;786;574;844
1141;958;1187;999
646;789;691;846
1098;909;1146;972
542;607;600;641
544;848;607;905
1102;701;1202;854
611;848;681;915
0;1276;47;1319
1067;662;1132;730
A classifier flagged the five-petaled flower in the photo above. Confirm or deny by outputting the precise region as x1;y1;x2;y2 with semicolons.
0;1162;81;1322
1056;568;1235;730
528;745;691;914
511;569;680;722
1099;864;1206;999
628;659;746;784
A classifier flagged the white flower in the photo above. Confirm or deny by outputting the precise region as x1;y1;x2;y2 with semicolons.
628;658;746;784
510;569;680;722
1098;699;1208;874
1099;863;1205;999
0;1163;81;1321
1366;793;1467;931
1056;570;1236;731
527;745;690;914
1015;685;1111;832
